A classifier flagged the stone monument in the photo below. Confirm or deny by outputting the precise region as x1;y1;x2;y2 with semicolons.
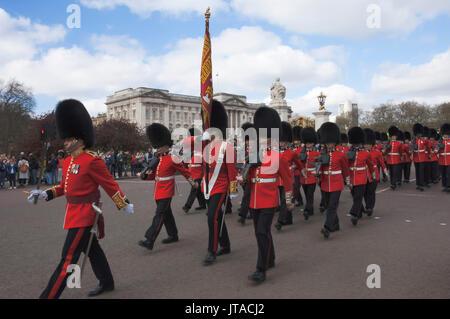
312;91;331;131
269;78;291;121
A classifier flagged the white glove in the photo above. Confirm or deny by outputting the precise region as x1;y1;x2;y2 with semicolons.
230;193;239;199
27;190;47;204
124;203;134;214
202;131;211;141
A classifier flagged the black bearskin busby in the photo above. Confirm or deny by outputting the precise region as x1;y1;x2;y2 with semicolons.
388;125;399;137
363;128;376;146
348;127;365;145
319;122;340;144
292;126;302;142
189;127;201;137
301;127;317;144
241;122;254;141
381;132;388;142
404;131;411;141
430;129;438;140
280;121;293;143
397;130;404;141
375;131;381;141
413;123;424;136
423;126;430;138
55;99;94;148
146;123;172;148
340;133;348;144
210;99;228;138
253;106;281;139
441;123;450;136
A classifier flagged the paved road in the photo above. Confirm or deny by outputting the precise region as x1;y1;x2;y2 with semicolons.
0;170;449;299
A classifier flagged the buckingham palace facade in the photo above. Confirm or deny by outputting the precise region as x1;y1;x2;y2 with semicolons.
105;87;272;131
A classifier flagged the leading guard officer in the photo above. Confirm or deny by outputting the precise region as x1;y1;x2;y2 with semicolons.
28;99;134;299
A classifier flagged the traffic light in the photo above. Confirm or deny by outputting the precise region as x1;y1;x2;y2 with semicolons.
40;128;47;141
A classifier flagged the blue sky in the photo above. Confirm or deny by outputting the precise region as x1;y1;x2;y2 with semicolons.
1;0;450;117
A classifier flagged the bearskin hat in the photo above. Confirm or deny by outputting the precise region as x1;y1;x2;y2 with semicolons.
413;123;424;136
375;131;381;141
363;128;376;146
55;99;94;148
397;130;404;141
423;126;430;138
146;123;172;148
319;122;340;144
253;106;281;139
189;127;201;137
301;127;317;144
348;127;365;145
280;121;293;142
381;132;388;142
340;133;348;144
441;123;450;136
241;122;254;131
430;128;438;140
292;126;302;142
210;99;228;138
404;131;411;141
388;125;399;137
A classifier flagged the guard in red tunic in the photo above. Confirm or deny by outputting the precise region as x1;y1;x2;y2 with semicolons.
202;100;238;265
138;123;198;251
237;106;294;283
292;126;304;207
313;122;350;239
275;122;304;230
380;132;389;182
237;122;255;225
298;127;320;220
423;126;433;187
28;99;134;299
363;128;388;216
385;126;404;190
412;123;430;191
347;127;375;226
429;129;440;184
438;123;450;192
402;131;412;183
182;128;206;213
337;133;350;154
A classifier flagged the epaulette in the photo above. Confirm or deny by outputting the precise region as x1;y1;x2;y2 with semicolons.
85;150;100;158
336;149;344;153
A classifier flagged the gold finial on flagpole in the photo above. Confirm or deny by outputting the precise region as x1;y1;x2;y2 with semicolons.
205;7;211;22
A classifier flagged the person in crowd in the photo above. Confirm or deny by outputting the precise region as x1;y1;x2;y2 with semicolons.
6;156;18;189
18;154;29;188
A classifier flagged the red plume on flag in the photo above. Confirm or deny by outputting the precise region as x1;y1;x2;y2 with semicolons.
201;7;213;131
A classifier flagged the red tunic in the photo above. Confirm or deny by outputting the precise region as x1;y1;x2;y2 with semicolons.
412;138;430;163
45;149;129;230
300;149;320;185
201;140;237;197
385;141;403;165
348;150;375;185
401;143;411;163
279;148;304;187
146;153;192;200
429;140;438;162
369;148;387;181
318;150;350;192
293;146;302;176
188;151;203;180
438;139;450;166
248;149;293;209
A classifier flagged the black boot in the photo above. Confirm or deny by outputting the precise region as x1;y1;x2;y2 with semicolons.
216;247;231;256
203;252;216;265
161;236;179;244
138;239;154;250
88;282;114;297
321;228;330;239
248;270;266;283
182;206;190;213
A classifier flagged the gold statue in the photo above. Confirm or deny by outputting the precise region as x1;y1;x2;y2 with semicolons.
317;92;327;111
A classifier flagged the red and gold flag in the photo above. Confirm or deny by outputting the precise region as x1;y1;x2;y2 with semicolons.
201;8;213;131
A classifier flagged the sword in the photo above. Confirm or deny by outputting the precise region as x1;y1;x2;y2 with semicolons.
219;190;230;238
80;202;103;280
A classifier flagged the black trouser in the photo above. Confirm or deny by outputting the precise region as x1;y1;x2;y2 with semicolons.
293;175;303;205
302;183;316;215
277;186;291;224
320;189;326;210
8;174;16;187
40;226;113;299
431;161;439;182
403;162;411;182
364;181;378;210
424;162;432;185
183;179;206;209
350;184;366;219
207;193;230;253
414;162;425;187
389;164;402;186
441;165;450;188
145;198;177;242
323;191;341;232
225;196;232;213
238;184;251;218
250;208;275;272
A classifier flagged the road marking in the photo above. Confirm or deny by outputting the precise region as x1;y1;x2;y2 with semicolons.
440;223;447;226
373;217;380;220
405;220;412;223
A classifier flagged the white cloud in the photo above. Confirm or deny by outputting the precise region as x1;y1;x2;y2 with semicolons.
310;45;349;66
370;49;450;103
0;8;66;63
79;0;229;17
230;0;450;38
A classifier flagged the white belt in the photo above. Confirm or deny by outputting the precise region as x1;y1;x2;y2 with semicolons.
388;153;400;156
156;176;175;181
307;168;316;171
441;153;450;156
414;150;425;152
290;165;297;170
251;177;277;183
188;164;201;168
323;170;342;175
350;167;367;171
